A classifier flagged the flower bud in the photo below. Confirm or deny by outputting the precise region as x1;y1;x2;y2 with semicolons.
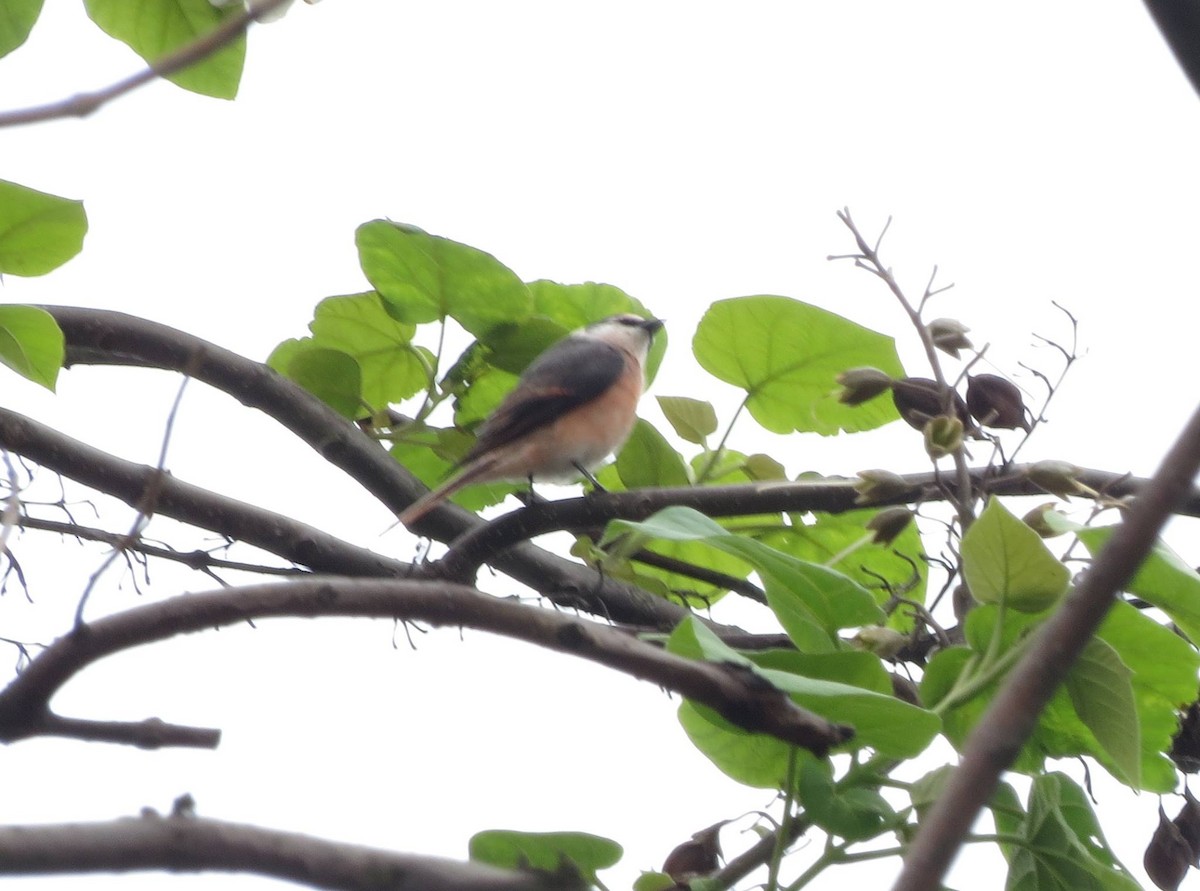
967;374;1031;431
1026;460;1085;498
866;506;914;545
837;367;894;406
853;626;907;660
854;469;914;505
924;415;964;459
928;317;973;358
1022;502;1064;538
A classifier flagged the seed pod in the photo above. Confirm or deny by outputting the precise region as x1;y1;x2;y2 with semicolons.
891;377;971;431
1145;803;1194;890
967;373;1031;431
837;366;894;406
866;506;914;545
928;317;973;358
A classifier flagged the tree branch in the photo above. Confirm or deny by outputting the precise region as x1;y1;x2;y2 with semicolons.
0;811;578;891
434;466;1178;581
0;577;853;754
892;401;1200;891
0;406;408;579
43;306;694;631
0;0;294;128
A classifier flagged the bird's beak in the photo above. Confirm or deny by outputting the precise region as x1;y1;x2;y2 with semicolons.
642;317;665;335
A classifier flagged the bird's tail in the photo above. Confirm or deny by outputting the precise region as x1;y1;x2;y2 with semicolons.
393;457;500;529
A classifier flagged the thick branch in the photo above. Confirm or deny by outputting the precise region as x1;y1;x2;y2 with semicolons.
1144;0;1200;100
0;406;406;579
435;466;1178;581
893;402;1200;891
0;0;292;128
0;812;576;891
0;578;852;754
43;306;691;630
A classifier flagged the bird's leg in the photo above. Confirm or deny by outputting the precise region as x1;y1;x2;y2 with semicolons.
513;474;550;508
574;461;608;493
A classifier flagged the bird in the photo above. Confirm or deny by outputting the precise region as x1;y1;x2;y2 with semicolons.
395;313;664;527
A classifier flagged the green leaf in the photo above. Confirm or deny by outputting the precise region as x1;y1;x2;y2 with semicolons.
657;395;718;444
1071;523;1200;646
0;0;42;57
615;419;691;489
797;755;895;841
355;221;531;337
633;872;677;891
693;295;903;435
84;0;245;99
609;507;885;647
677;699;795;788
0;180;87;276
1065;639;1140;787
268;344;361;418
478;316;569;375
749;650;893;695
961;497;1069;612
667;617;940;760
468;830;621;885
0;305;63;390
759;508;928;630
307;292;427;410
1004;774;1140;891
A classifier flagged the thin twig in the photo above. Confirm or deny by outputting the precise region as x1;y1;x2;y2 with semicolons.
0;0;294;128
74;376;190;627
833;209;978;531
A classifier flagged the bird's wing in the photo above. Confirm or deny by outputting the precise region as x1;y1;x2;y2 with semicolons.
464;337;626;461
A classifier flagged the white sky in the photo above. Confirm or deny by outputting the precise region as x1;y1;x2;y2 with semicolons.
2;2;1200;889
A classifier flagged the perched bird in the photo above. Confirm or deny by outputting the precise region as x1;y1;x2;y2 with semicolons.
395;313;664;527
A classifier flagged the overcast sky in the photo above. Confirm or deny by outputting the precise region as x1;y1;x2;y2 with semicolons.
2;3;1199;889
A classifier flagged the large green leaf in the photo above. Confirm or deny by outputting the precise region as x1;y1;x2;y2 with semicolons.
469;829;621;885
961;497;1069;612
759;508;927;629
0;180;86;276
84;0;245;99
307;292;427;410
669;618;940;760
693;295;903;435
0;305;63;390
609;507;885;648
1069;522;1200;646
267;342;361;418
797;755;896;841
937;602;1188;790
1004;774;1140;891
1065;639;1140;787
0;0;42;57
355;221;531;336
